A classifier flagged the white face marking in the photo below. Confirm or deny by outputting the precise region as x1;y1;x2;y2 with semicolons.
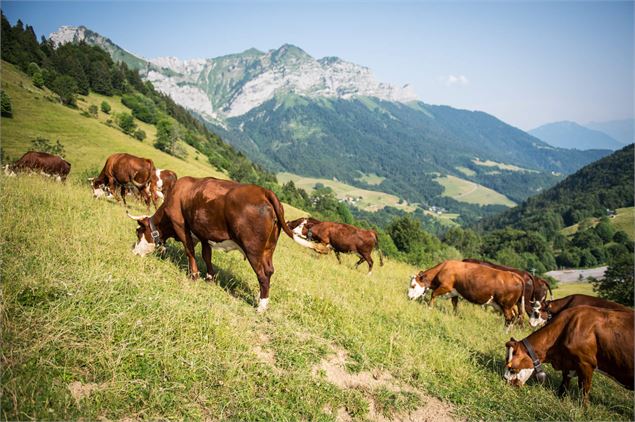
507;347;513;364
504;346;535;385
292;221;306;237
156;169;164;189
132;235;155;256
257;297;269;313
408;276;426;300
156;190;164;199
93;186;107;198
529;301;547;327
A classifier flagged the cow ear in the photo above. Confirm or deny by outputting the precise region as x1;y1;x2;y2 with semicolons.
505;339;515;348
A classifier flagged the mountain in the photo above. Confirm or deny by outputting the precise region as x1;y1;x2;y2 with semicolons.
529;121;624;150
482;144;635;235
586;118;634;146
49;25;611;216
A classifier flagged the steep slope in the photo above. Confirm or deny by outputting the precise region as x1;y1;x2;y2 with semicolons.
483;144;634;234
529;121;623;150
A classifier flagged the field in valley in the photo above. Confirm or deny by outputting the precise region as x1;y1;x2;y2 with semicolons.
1;60;633;421
561;207;635;240
434;174;516;207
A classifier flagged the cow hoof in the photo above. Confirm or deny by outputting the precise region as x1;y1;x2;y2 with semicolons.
367;271;372;276
256;298;269;313
204;273;216;283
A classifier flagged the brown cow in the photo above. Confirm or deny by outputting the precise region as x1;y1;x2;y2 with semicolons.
504;305;634;405
287;217;384;274
155;168;178;200
408;260;525;327
529;294;631;327
127;176;309;312
91;153;158;209
463;259;553;319
5;151;71;181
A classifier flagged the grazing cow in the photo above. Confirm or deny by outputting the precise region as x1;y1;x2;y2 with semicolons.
504;305;634;405
155;168;177;199
462;259;553;319
127;176;310;312
408;260;525;327
287;217;384;274
5;151;71;181
91;153;158;209
529;294;630;327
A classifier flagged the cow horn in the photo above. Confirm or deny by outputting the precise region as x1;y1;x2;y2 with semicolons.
126;212;150;221
87;177;95;181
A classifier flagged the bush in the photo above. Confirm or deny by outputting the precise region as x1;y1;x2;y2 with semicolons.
134;129;146;141
1;90;13;117
27;62;40;76
122;93;158;124
116;112;136;135
592;253;634;306
100;101;111;114
32;71;44;88
31;137;65;156
88;104;98;117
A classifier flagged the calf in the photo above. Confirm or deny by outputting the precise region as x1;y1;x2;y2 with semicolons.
287;217;384;274
5;151;71;181
504;305;634;405
408;260;525;327
128;176;309;312
91;153;158;209
529;294;630;327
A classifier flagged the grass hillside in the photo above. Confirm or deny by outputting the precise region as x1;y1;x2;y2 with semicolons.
561;207;635;240
1;60;224;179
434;174;516;207
1;176;632;421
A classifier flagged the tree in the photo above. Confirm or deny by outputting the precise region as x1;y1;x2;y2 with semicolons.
32;71;44;88
594;219;615;243
89;61;113;95
27;62;40;76
100;101;111;114
88;104;98;117
116;112;136;135
388;215;423;253
154;119;178;154
50;75;78;106
592;253;634;306
1;90;13;117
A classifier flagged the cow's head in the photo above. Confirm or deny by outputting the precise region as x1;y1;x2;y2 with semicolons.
503;338;537;387
127;213;156;256
408;271;429;300
529;296;549;327
89;178;109;198
288;218;308;237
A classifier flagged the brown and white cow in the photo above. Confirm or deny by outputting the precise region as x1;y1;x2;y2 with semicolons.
462;259;553;320
155;168;177;200
287;217;384;274
91;153;158;209
529;294;631;327
127;176;309;312
504;305;634;404
408;260;525;327
5;151;71;181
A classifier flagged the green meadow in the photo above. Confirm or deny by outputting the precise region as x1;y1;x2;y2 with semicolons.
1;60;633;421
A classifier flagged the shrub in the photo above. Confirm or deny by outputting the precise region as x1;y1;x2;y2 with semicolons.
1;90;13;117
116;112;136;135
30;137;65;156
32;71;44;89
50;75;78;106
134;129;146;141
592;252;634;306
100;101;111;114
88;104;98;117
122;93;158;124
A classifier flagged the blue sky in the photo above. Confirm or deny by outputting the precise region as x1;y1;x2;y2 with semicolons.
3;1;633;130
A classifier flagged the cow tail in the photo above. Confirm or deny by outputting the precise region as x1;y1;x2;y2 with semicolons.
373;230;384;266
545;279;554;300
265;189;295;239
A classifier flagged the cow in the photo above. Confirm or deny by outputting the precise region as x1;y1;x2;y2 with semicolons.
504;305;634;405
127;176;311;312
408;260;525;327
287;217;384;275
155;168;177;200
4;151;71;181
529;294;631;327
90;153;158;209
462;259;553;321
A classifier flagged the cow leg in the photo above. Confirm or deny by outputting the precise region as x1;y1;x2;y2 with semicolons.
451;296;459;313
354;256;365;268
201;241;215;282
577;364;594;406
557;370;573;397
361;252;374;275
109;180;119;202
429;286;452;308
173;224;200;280
503;307;516;332
335;251;342;264
120;185;128;207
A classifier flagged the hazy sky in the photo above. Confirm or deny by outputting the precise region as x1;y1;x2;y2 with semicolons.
3;1;633;130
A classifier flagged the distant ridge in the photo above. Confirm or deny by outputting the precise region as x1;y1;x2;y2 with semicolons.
529;121;623;151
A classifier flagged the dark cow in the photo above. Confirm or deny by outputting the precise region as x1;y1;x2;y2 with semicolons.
463;259;553;320
529;294;631;327
504;305;634;405
287;217;384;274
127;176;309;312
408;260;525;327
91;153;158;209
5;151;71;181
155;168;177;200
